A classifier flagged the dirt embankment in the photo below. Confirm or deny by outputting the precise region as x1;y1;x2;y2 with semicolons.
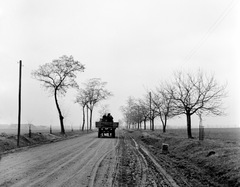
129;129;240;187
0;131;90;155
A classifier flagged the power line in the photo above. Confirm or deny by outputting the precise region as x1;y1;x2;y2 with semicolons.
183;0;238;63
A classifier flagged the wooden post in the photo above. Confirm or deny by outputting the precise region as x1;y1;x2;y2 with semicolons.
28;124;31;138
162;143;169;154
137;105;140;129
149;92;152;130
17;60;22;147
86;106;89;133
198;112;204;141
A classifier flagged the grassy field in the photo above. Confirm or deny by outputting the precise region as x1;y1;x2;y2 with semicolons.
0;128;77;135
166;128;240;141
131;127;240;186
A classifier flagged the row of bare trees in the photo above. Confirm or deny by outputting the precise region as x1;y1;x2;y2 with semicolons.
32;55;112;134
75;78;112;131
121;70;227;138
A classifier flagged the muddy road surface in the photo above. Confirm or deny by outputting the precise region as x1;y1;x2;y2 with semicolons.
0;130;182;187
114;130;179;187
0;132;119;187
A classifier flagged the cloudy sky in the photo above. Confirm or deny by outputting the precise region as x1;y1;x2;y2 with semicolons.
0;0;239;129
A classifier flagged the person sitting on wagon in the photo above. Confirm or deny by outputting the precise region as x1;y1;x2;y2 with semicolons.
102;114;107;122
107;113;113;122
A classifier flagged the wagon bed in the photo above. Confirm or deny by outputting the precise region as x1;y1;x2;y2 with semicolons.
95;122;119;138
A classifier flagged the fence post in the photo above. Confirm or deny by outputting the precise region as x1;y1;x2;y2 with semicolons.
29;124;32;138
198;112;204;141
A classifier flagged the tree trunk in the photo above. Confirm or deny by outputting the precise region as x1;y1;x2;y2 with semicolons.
163;115;167;133
81;105;85;131
54;89;65;134
152;117;155;131
159;114;165;133
86;107;89;132
89;108;93;130
186;112;193;138
163;125;166;133
144;119;146;130
151;110;155;131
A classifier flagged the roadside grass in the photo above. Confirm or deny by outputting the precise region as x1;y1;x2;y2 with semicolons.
131;128;240;187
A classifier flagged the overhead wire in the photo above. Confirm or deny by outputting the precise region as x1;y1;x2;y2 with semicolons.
183;0;238;63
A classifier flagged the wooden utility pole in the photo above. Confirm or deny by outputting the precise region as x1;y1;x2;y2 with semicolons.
198;112;204;141
17;60;22;147
149;92;152;130
86;106;89;133
137;105;140;129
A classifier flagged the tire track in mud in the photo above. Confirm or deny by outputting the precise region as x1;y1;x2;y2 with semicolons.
134;140;180;187
117;131;180;187
89;130;120;187
133;134;190;187
55;139;115;187
114;131;157;187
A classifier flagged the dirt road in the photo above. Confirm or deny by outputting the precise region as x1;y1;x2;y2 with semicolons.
0;132;119;187
114;130;180;187
0;130;184;187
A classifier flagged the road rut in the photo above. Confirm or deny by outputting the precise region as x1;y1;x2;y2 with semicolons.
0;132;118;187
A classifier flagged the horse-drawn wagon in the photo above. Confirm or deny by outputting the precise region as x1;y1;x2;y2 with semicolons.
95;121;119;138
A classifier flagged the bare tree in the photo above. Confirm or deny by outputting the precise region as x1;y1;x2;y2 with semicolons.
143;92;158;131
75;89;89;131
32;55;85;134
121;94;159;130
152;83;176;133
121;97;137;129
132;100;143;129
138;98;149;130
121;96;150;130
169;70;227;138
77;78;112;130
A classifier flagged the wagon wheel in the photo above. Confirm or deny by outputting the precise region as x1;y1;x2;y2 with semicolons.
112;129;115;138
98;128;101;138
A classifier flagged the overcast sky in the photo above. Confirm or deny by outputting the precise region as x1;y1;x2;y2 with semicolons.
0;0;239;129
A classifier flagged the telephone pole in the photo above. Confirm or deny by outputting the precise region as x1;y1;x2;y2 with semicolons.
86;106;89;133
198;112;204;141
17;60;22;147
149;92;152;130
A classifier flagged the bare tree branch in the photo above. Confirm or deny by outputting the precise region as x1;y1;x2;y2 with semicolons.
32;55;85;134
